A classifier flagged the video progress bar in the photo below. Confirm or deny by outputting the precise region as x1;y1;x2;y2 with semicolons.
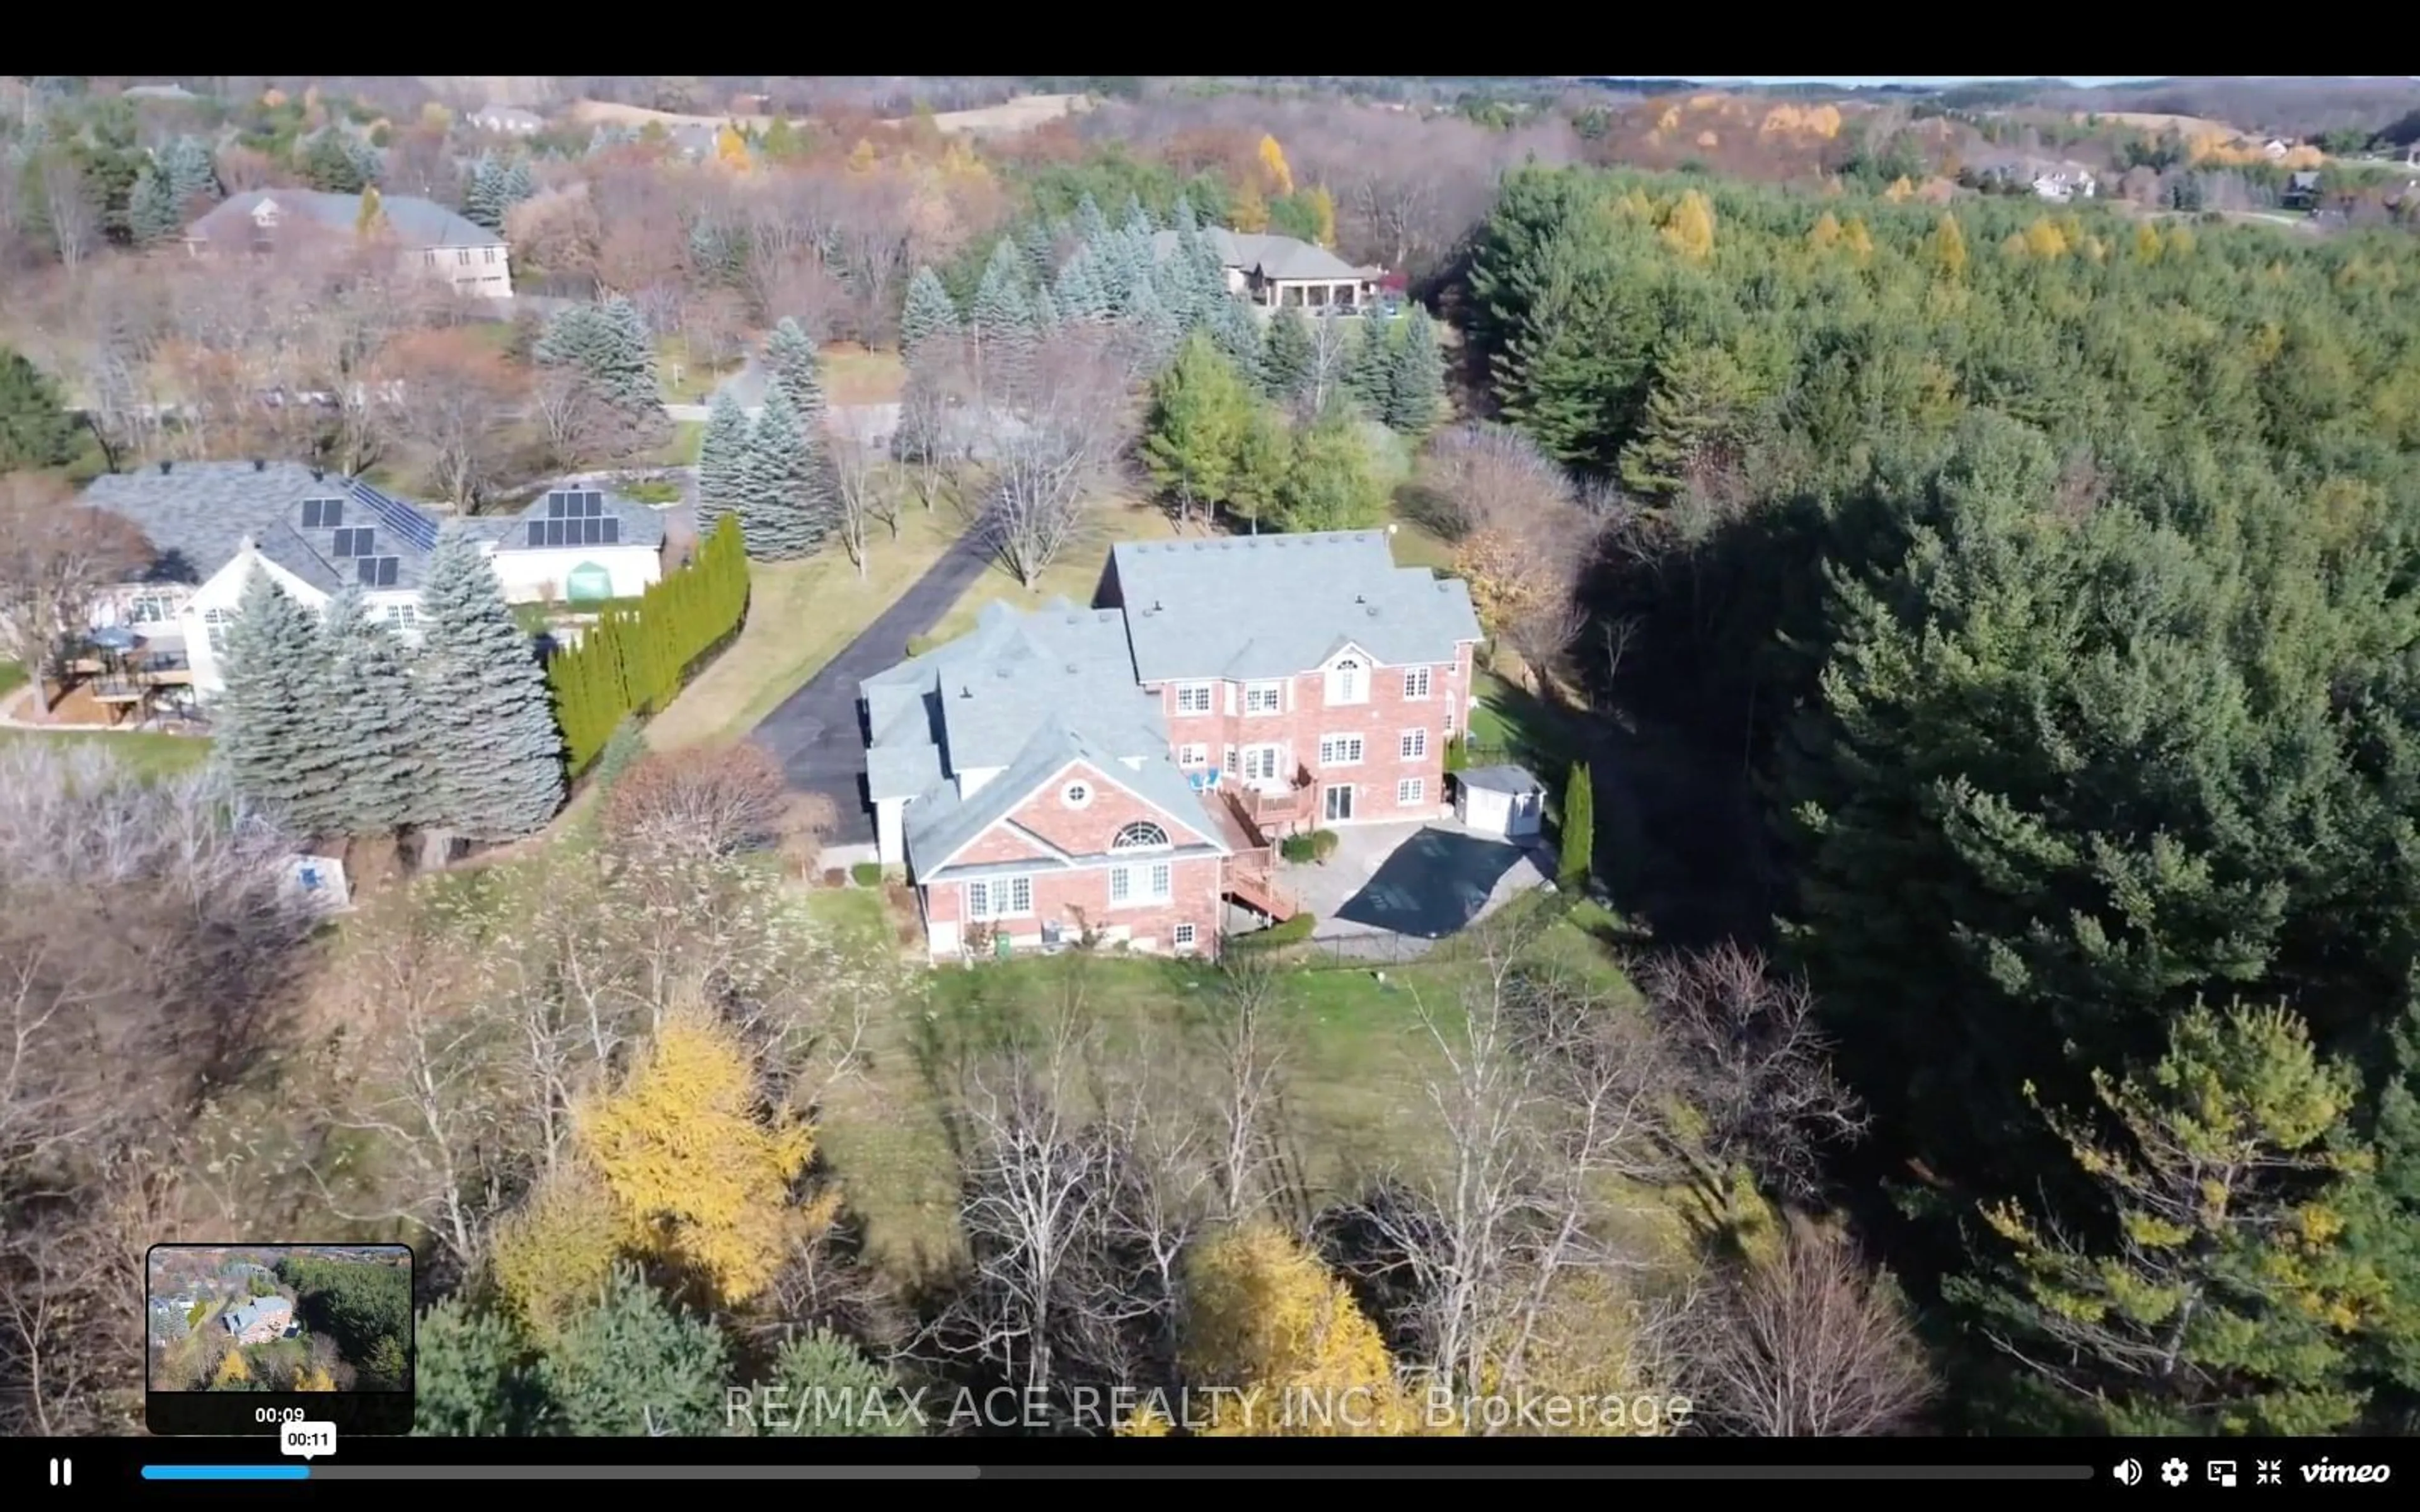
149;1465;2092;1482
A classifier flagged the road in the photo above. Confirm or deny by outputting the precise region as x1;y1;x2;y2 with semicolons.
746;534;994;847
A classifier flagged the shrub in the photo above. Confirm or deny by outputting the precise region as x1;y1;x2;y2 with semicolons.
603;744;787;860
1262;912;1317;945
1310;828;1340;863
1443;738;1470;775
850;861;882;887
1279;832;1317;864
906;635;936;658
1559;762;1594;888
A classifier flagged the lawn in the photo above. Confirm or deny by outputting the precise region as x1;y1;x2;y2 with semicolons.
802;885;1640;1284
923;498;1178;643
1466;668;1585;784
654;421;704;467
643;505;967;750
821;343;906;406
657;337;737;404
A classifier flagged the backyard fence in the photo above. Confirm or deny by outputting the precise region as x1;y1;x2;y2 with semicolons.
1262;891;1587;972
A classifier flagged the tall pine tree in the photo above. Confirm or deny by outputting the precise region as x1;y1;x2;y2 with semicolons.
416;524;563;841
1261;307;1314;401
212;567;325;832
318;587;426;837
1383;307;1446;435
899;266;959;357
695;391;751;543
969;238;1031;345
761;318;825;421
735;389;828;561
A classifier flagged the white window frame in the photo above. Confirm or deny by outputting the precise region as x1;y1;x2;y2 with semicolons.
1174;682;1216;716
1061;781;1093;809
1325;656;1367;706
1404;667;1432;700
965;875;1034;921
1243;680;1284;715
1178;743;1208;769
382;602;419;631
1172;922;1198;951
202;606;234;654
1109;861;1173;906
1318;733;1364;767
126;592;180;625
1397;778;1426;806
1223;744;1237;776
1399;729;1427;760
456;248;473;266
1242;743;1285;782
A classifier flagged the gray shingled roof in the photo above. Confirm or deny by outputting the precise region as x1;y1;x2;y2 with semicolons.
1460;764;1545;796
1152;227;1363;282
224;1296;291;1334
79;461;446;594
480;484;667;553
861;598;1228;877
1110;530;1480;683
189;188;497;250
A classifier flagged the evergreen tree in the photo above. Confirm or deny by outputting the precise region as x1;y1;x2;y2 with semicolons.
1270;412;1384;532
1383;307;1447;435
1558;762;1593;887
345;136;384;190
1120;195;1153;240
320;587;425;837
1054;247;1109;323
1073;191;1110;248
761;318;824;421
416;524;563;841
1343;318;1396;416
1030;286;1061;331
969;238;1031;344
212;568;325;829
695;390;752;542
415;1300;539;1436
126;168;179;246
735;389;828;561
754;1328;921;1436
462;154;506;232
161;134;220;210
534;1265;730;1438
1172;193;1199;233
1126;275;1182;368
301;131;369;194
1260;307;1314;402
500;156;536;208
898;266;959;357
1209;295;1265;390
1143;332;1252;524
1616;343;1763;499
0;346;79;471
1228;407;1293;533
1017;217;1057;287
535;299;657;411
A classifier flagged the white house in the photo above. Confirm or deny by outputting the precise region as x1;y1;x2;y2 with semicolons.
470;105;545;135
185;190;515;300
73;462;665;705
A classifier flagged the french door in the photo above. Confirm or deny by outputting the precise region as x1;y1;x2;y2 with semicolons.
1323;784;1354;823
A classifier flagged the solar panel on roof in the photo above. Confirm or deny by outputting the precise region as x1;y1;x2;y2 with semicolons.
526;522;545;547
602;518;619;544
347;481;439;553
301;498;344;529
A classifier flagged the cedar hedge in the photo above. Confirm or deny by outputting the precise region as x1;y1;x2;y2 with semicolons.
549;516;751;777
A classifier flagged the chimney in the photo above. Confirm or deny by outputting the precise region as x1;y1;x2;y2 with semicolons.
158;459;172;475
310;467;324;482
1152;598;1163;613
252;458;267;472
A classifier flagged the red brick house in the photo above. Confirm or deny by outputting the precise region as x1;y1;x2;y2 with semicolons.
862;530;1484;962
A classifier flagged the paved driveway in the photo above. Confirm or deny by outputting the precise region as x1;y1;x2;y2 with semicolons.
748;537;992;846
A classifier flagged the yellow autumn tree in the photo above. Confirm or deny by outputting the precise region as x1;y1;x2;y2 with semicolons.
846;138;879;174
1884;175;1915;203
355;186;386;237
2022;216;2069;260
2131;220;2164;264
1926;212;1968;280
2164;224;2196;260
1303;184;1338;248
576;1007;826;1306
214;1348;251;1387
1257;134;1294;197
1807;210;1842;250
297;1366;338;1392
715;124;749;169
490;1164;621;1339
1842;215;1874;261
1615;187;1657;222
2000;231;2031;261
1151;1221;1427;1436
1231;180;1270;233
1659;188;1715;263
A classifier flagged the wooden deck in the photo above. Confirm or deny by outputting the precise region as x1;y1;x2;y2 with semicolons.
1211;787;1299;922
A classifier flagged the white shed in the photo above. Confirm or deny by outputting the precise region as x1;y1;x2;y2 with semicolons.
1455;764;1547;841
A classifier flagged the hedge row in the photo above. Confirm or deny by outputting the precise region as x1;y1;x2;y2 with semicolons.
550;517;751;776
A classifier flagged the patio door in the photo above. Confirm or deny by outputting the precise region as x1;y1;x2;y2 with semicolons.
1323;784;1355;824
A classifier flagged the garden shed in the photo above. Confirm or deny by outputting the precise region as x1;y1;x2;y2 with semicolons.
1455;764;1547;841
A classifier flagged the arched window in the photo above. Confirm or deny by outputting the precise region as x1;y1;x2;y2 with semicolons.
1326;655;1366;706
1111;821;1170;850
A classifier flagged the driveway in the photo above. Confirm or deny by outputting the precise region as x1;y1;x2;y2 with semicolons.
747;536;993;847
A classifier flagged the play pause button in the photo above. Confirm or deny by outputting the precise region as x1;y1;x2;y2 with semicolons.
49;1457;72;1486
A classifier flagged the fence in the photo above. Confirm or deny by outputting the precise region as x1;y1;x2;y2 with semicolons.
1240;890;1585;972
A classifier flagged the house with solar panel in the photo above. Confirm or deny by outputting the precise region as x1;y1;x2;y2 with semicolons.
73;461;666;706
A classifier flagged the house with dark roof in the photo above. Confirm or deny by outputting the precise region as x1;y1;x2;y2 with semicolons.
1151;228;1386;316
862;530;1482;960
74;463;665;704
222;1295;293;1345
184;188;513;299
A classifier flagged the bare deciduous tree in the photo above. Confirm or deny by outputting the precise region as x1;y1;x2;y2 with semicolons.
0;474;152;711
1632;943;1866;1208
1192;951;1295;1222
37;155;96;273
976;328;1138;588
602;745;789;862
1674;1221;1934;1437
380;329;526;507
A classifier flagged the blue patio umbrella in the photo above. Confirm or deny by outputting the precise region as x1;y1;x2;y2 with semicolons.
88;626;138;651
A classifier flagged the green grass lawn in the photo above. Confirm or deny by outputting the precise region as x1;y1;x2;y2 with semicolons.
657;338;735;404
821;343;908;405
804;885;1639;1286
655;421;704;467
0;660;214;776
1466;668;1585;784
924;497;1177;643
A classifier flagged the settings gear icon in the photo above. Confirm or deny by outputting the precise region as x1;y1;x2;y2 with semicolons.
2160;1460;2191;1487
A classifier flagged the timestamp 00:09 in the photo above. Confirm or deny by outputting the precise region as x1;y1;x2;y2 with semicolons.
256;1407;310;1423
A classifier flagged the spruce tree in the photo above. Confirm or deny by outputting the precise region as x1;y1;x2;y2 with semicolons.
695;391;752;542
462;154;505;232
302;131;369;194
415;524;563;842
1172;193;1199;233
735;389;828;561
969;238;1031;344
1017;217;1057;287
1209;294;1265;389
1030;286;1061;331
761;318;825;421
127;168;179;246
212;568;323;829
1073;192;1110;248
1054;248;1108;323
499;157;536;209
898;266;959;357
162;134;220;210
1383;307;1446;435
1262;307;1314;401
1120;197;1153;241
597;296;659;410
1344;318;1397;417
319;587;425;837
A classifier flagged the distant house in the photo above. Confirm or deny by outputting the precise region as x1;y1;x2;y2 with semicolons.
2264;139;2293;160
470;105;544;135
222;1295;292;1345
123;83;200;103
1150;228;1385;316
2031;167;2097;203
183;188;514;300
2284;170;2325;210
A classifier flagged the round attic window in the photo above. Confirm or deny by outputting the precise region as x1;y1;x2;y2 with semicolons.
1062;781;1092;809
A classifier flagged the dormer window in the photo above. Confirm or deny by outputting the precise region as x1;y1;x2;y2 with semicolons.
300;498;344;529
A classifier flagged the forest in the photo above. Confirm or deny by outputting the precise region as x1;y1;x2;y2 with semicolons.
1461;166;2420;1433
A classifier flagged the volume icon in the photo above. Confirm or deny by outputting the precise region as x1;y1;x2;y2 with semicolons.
2114;1460;2143;1487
